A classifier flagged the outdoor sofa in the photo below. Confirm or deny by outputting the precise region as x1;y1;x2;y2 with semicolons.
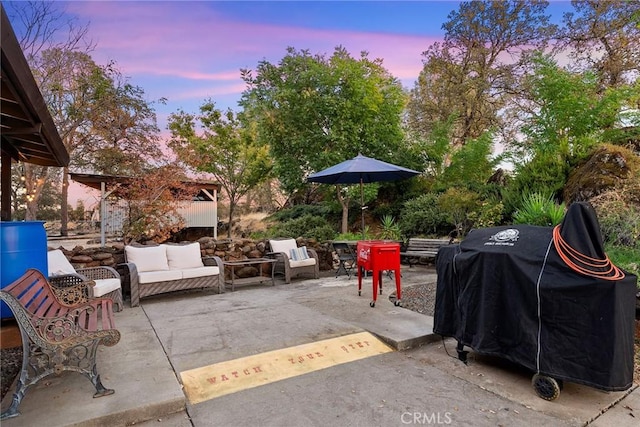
122;243;223;306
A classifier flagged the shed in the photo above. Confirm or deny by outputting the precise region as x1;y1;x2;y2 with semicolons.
70;173;221;243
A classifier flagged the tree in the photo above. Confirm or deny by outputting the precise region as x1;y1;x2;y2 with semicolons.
5;1;92;224
407;1;555;151
8;2;163;235
80;68;164;176
240;46;407;232
34;49;164;234
520;54;635;159
168;101;272;238
557;0;640;88
120;165;194;243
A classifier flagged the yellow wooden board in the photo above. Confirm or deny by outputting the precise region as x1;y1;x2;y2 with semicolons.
180;331;393;404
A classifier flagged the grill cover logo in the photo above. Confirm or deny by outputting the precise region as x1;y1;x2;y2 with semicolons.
485;229;519;246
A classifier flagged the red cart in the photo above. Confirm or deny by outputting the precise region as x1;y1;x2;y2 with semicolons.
357;240;402;307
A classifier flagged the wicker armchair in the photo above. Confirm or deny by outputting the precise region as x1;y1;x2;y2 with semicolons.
267;239;319;284
47;249;124;312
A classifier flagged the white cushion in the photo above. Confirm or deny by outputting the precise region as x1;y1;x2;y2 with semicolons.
290;258;316;268
269;239;298;259
125;245;169;273
165;243;204;270
138;270;183;284
90;278;121;298
290;246;309;261
47;249;76;276
181;266;219;279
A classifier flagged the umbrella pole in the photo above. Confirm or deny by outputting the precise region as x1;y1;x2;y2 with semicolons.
361;179;365;240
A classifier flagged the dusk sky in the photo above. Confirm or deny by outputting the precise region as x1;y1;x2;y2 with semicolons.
7;1;576;207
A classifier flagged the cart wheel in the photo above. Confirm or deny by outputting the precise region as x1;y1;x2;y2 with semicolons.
370;301;375;308
394;300;401;307
532;374;561;401
358;291;361;296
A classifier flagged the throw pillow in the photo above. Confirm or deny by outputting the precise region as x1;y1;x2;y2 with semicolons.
125;245;170;272
289;246;310;261
165;243;204;269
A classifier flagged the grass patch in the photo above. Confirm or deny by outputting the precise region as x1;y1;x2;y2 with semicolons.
606;245;640;287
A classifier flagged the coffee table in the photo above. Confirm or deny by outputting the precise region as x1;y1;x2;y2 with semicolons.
223;258;276;291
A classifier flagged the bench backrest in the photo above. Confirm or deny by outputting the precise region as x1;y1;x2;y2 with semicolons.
1;268;118;341
1;268;71;319
407;238;450;250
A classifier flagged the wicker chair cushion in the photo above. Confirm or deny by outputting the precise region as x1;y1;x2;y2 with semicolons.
125;245;170;272
289;258;317;268
165;243;204;269
138;270;183;284
47;249;76;276
92;278;122;297
269;239;298;259
182;266;220;279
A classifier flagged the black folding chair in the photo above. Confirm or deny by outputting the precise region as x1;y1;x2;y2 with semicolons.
333;242;356;278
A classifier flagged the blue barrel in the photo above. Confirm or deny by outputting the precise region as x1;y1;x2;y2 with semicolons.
1;221;48;319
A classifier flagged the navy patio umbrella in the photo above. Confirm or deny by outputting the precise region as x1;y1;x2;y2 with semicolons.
307;154;420;238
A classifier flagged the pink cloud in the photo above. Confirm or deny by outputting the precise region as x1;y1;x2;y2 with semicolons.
67;1;437;90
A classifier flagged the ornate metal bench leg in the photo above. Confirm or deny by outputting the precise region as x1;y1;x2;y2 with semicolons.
1;391;24;420
85;356;115;398
91;373;115;398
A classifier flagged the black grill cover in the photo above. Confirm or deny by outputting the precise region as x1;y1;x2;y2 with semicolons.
434;202;637;391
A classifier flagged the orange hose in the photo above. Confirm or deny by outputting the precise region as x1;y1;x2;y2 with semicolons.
552;225;625;281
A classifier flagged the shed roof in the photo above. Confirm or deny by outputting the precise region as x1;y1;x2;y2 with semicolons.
70;172;221;193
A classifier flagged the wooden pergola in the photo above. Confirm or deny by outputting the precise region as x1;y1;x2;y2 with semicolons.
1;5;69;221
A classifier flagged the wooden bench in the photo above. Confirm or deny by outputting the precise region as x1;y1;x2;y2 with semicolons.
0;269;120;420
400;238;451;267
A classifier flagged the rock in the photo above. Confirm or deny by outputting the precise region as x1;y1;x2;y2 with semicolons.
92;252;113;261
235;266;257;278
564;145;637;203
70;254;93;263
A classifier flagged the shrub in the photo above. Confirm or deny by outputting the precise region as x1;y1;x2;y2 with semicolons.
437;187;482;236
398;193;450;237
378;215;401;241
335;229;373;241
512;193;565;226
467;200;504;229
593;196;640;249
270;204;333;222
269;214;336;241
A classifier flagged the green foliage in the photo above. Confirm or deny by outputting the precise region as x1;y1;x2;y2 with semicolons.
398;193;450;237
605;245;640;285
240;46;407;195
270;204;333;222
68;201;86;222
522;54;628;158
437;187;482;236
168;101;272;237
378;215;401;241
512;193;566;226
467;200;504;230
436;132;500;191
335;229;374;241
269;214;336;241
502;152;570;219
